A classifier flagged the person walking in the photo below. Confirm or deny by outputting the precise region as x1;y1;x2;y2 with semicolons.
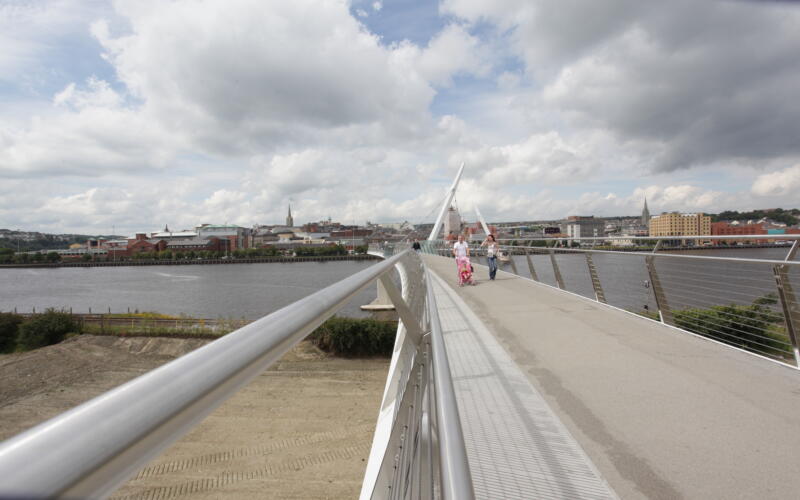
412;239;421;252
452;234;471;284
452;234;469;259
481;234;499;280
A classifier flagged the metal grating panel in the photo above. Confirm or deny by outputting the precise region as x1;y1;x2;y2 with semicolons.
429;272;617;500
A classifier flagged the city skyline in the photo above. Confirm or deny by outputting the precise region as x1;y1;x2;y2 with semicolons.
2;1;800;234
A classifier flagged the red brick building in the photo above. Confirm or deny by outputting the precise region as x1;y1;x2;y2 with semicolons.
711;222;767;245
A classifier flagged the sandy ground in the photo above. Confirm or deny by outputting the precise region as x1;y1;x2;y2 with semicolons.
0;335;389;499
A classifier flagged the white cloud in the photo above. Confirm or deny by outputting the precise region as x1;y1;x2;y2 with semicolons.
752;164;800;197
444;0;800;171
0;76;175;177
2;0;800;234
53;77;122;109
414;24;489;87
91;0;441;154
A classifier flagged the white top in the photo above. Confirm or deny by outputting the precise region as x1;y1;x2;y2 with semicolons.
486;242;499;257
454;241;469;257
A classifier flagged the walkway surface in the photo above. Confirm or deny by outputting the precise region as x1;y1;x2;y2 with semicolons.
424;254;800;500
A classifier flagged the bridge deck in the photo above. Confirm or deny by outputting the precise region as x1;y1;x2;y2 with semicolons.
424;254;800;500
429;271;616;499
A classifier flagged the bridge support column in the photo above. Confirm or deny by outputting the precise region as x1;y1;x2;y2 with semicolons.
549;249;565;289
360;279;397;321
773;264;800;367
525;250;538;282
646;256;674;325
586;254;606;303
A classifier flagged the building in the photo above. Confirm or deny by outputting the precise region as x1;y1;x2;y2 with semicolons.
195;224;250;250
649;212;711;240
711;222;767;245
166;237;225;252
329;229;372;238
641;198;650;228
149;224;199;241
126;234;167;256
561;216;605;239
286;204;294;227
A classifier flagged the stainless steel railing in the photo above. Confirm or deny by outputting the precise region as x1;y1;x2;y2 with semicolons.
424;237;800;368
361;244;474;500
0;249;472;499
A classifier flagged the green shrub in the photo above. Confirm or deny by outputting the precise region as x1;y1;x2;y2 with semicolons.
672;295;789;357
0;312;23;353
308;317;397;357
16;309;81;351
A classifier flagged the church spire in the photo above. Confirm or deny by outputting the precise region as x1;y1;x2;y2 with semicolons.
641;197;650;227
286;203;294;227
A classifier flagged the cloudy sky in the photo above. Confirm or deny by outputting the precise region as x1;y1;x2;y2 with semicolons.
1;0;800;234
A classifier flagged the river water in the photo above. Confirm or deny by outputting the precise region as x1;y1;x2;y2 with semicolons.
2;247;796;320
1;261;378;319
499;247;797;314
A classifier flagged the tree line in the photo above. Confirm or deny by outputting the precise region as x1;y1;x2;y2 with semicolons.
712;208;799;226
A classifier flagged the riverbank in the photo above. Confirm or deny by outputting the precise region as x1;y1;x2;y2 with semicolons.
0;254;380;269
0;335;388;499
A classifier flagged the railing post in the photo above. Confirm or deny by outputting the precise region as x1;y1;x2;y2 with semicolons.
773;264;800;367
507;247;518;275
549;249;565;289
585;254;606;303
525;250;538;282
646;255;674;325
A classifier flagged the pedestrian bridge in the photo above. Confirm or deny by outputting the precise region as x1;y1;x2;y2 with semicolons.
1;241;799;499
415;252;800;499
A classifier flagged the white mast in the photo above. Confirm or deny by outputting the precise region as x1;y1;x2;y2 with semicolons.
475;205;491;236
427;162;465;241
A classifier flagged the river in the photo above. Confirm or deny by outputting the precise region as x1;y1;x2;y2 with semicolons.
501;246;796;314
1;260;378;319
2;247;796;320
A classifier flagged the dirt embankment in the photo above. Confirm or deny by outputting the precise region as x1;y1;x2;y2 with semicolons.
0;335;389;499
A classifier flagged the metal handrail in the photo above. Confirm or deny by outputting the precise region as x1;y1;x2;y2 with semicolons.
360;244;475;499
0;250;411;499
425;268;475;500
497;245;800;266
426;238;800;266
494;234;800;241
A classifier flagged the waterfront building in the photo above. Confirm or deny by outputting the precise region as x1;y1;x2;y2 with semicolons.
561;216;605;239
195;224;250;250
166;237;225;252
149;226;199;240
649;212;711;241
124;234;167;256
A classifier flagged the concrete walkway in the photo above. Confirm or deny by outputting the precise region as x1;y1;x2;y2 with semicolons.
424;254;800;500
430;271;616;500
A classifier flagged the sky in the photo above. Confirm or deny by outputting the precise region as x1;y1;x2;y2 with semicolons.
1;0;800;234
